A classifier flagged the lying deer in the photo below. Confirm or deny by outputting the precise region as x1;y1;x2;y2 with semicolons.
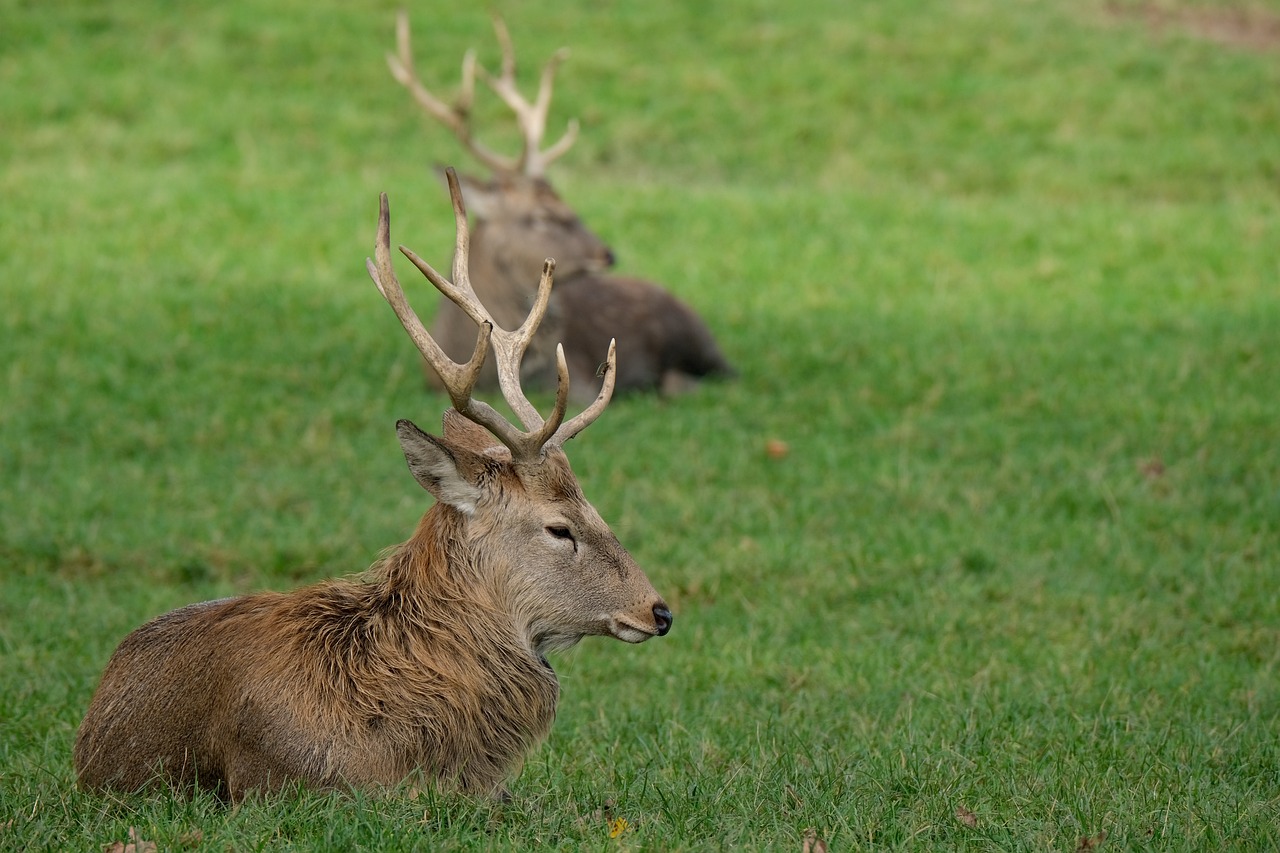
388;13;734;402
73;170;672;802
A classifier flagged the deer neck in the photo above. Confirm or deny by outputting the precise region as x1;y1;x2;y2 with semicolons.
378;505;551;670
352;506;559;751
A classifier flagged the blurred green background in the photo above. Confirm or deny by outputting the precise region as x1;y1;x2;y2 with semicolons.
1;0;1277;849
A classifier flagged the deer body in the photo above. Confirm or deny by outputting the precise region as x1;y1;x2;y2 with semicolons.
74;181;671;801
555;271;734;397
74;509;559;799
430;174;733;401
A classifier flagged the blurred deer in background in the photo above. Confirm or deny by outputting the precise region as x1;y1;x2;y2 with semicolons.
388;12;734;402
74;171;672;802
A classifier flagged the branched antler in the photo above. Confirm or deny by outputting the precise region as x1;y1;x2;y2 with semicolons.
387;11;579;178
366;168;616;461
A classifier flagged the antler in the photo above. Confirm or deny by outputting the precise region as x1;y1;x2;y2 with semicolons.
365;168;616;462
387;10;579;178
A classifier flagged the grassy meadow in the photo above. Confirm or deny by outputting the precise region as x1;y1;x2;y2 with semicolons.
2;0;1279;848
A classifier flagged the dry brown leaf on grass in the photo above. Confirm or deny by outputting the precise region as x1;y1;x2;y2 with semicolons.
1138;456;1165;480
104;827;157;853
765;438;790;459
1076;829;1108;851
785;783;805;810
955;805;978;827
802;827;828;853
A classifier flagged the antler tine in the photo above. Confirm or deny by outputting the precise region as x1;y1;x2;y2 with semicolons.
388;10;519;175
475;14;579;177
489;13;518;82
550;338;617;449
376;171;596;462
531;47;580;169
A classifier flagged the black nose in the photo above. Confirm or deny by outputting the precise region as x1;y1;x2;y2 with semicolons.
652;605;673;636
603;248;617;267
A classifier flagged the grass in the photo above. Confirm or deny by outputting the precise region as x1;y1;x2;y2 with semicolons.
2;0;1278;849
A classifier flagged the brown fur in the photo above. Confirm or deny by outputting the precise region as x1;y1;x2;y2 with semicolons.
74;412;669;801
428;172;735;402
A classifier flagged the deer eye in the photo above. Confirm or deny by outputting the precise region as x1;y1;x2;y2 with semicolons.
545;525;575;542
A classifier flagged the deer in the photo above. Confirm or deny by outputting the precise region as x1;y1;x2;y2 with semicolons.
72;170;673;803
388;12;734;402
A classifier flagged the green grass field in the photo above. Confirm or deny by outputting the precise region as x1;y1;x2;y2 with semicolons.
2;0;1278;849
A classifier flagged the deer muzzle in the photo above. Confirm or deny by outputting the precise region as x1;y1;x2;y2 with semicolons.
607;600;673;643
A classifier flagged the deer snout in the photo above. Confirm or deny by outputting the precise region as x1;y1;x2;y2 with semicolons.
606;597;673;643
653;604;673;637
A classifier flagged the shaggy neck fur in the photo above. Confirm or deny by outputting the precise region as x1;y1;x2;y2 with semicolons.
288;503;559;795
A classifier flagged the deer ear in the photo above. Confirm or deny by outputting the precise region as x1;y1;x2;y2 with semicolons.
448;171;504;220
396;419;484;514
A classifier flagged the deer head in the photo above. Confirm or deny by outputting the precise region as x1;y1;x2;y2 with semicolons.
366;170;672;650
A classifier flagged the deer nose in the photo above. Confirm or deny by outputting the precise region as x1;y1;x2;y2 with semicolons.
652;605;673;636
602;248;617;267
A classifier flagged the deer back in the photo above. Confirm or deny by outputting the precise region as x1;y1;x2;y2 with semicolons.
554;272;736;399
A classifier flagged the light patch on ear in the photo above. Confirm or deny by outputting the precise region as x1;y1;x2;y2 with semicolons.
397;419;483;514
